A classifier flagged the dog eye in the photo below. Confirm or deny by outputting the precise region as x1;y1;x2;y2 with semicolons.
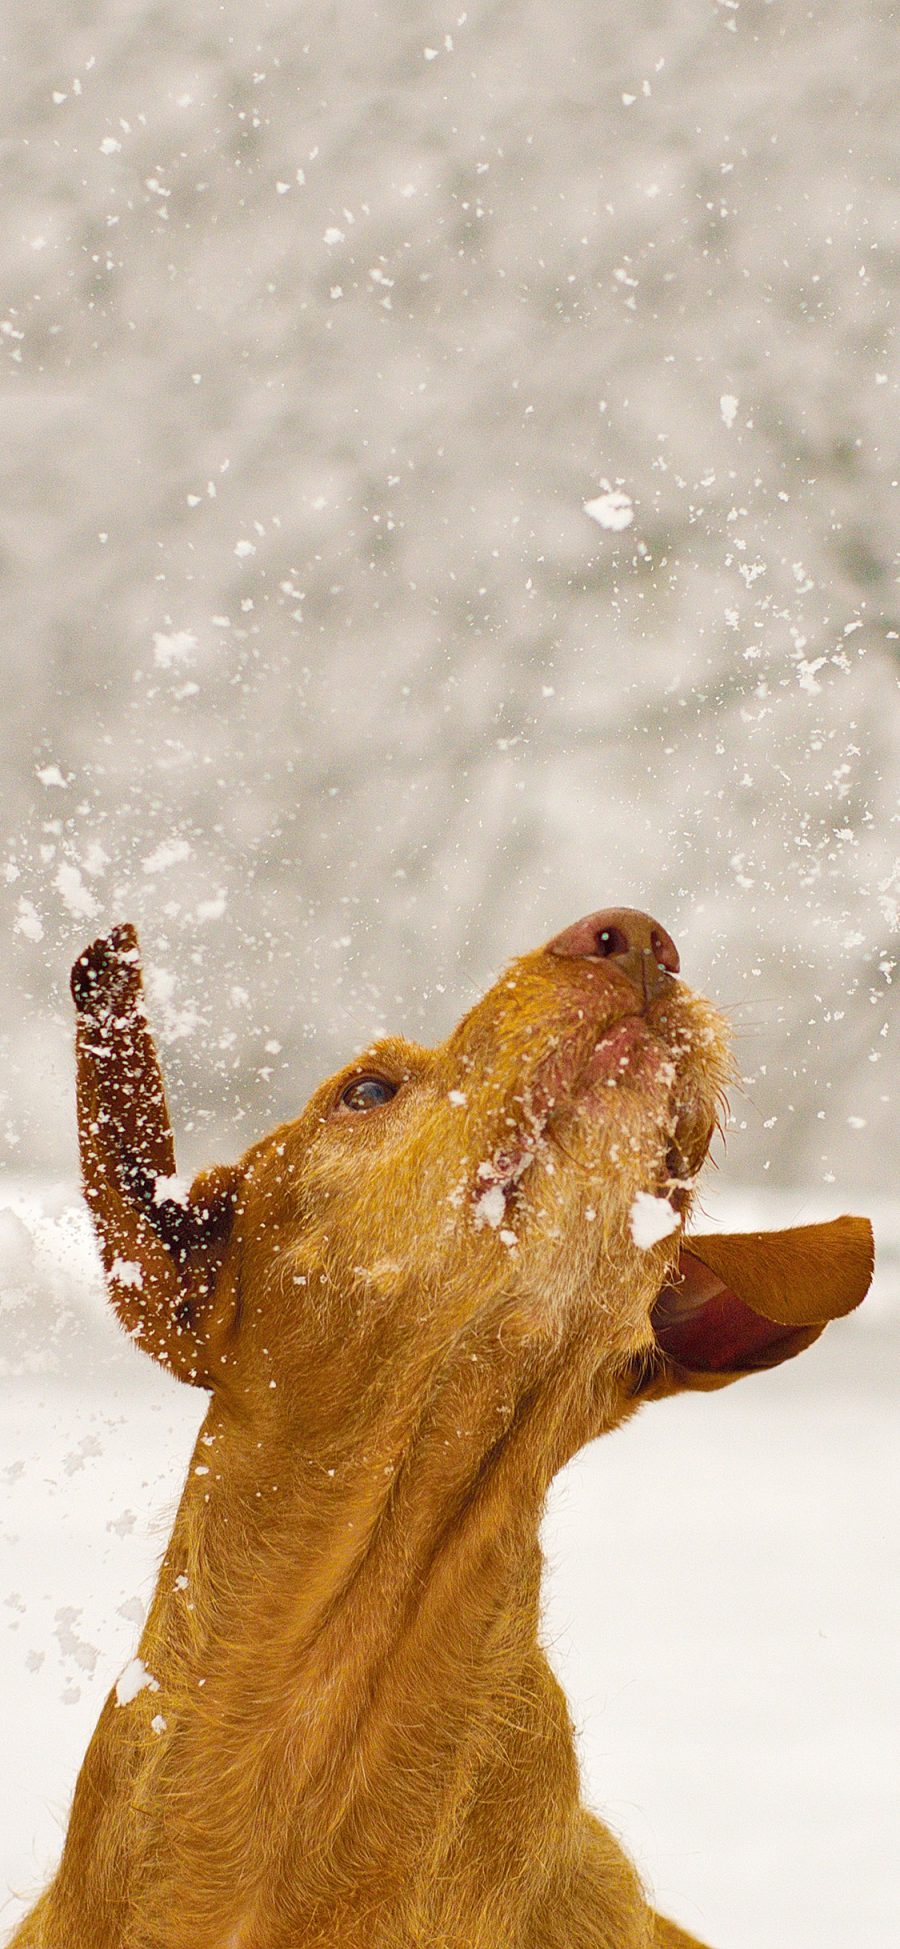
338;1076;398;1113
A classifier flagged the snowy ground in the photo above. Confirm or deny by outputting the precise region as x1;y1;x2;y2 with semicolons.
1;1178;898;1948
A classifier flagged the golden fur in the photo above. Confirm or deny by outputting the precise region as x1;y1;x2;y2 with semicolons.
9;921;873;1949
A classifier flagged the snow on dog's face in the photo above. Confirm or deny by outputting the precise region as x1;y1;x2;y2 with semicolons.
231;930;731;1407
72;920;872;1460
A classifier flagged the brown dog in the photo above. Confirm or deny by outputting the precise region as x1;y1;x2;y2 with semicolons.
10;910;873;1949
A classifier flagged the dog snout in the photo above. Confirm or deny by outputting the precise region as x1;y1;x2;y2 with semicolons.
546;907;680;1004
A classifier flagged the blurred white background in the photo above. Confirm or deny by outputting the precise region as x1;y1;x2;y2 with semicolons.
1;0;896;1185
1;0;897;1942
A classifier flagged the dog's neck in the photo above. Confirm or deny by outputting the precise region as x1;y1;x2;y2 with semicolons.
51;1312;622;1949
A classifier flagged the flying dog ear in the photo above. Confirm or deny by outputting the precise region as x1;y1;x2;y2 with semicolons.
640;1216;874;1397
71;926;240;1386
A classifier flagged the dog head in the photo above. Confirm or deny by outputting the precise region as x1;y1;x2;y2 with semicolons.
71;917;873;1467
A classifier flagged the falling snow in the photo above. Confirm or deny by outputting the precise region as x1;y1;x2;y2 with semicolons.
629;1192;681;1249
141;839;191;876
583;489;635;531
152;630;198;670
14;898;44;943
54;863;98;921
114;1656;159;1706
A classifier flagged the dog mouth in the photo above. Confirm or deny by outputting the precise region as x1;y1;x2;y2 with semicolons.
526;1007;654;1121
470;1004;710;1223
572;1012;669;1094
562;1015;711;1202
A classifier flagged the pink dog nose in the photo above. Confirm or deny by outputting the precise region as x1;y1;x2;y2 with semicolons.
547;907;680;1003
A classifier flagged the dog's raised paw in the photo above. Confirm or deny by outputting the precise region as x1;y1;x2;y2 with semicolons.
70;923;142;1014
